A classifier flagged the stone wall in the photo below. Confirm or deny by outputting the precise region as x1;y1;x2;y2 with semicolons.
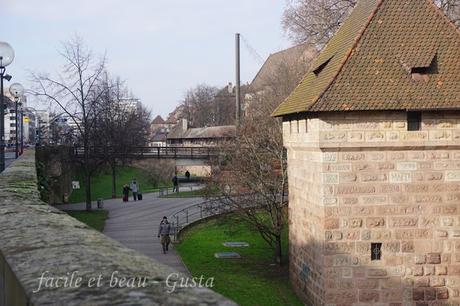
35;146;74;204
0;151;235;306
283;111;460;305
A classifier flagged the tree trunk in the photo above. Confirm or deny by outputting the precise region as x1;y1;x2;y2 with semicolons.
85;171;92;211
111;163;117;198
84;137;92;211
275;235;282;266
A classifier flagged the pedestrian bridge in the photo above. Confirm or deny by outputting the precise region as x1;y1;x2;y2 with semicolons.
72;146;220;160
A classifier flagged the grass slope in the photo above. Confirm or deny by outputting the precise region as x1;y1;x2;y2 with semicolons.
64;210;109;232
160;188;207;198
176;215;302;306
69;166;170;203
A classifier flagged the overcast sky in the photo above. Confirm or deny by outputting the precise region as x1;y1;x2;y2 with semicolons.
1;0;291;117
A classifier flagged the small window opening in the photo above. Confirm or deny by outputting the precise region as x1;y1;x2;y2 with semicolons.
411;54;437;82
313;57;333;76
371;243;382;261
407;111;422;131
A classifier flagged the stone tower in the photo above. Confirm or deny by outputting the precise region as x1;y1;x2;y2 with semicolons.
273;0;460;305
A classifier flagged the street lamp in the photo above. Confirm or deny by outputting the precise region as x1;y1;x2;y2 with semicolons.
9;82;24;158
0;41;15;172
19;100;25;155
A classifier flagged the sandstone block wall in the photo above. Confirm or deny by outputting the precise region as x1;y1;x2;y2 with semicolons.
283;111;460;306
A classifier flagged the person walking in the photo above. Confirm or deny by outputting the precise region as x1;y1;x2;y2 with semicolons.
122;184;130;202
130;178;139;201
185;170;190;182
172;174;179;193
157;216;171;254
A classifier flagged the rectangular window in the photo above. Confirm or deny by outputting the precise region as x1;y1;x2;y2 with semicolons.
407;112;421;131
371;243;382;261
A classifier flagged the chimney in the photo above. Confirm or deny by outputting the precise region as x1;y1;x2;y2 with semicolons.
181;118;188;131
227;82;233;94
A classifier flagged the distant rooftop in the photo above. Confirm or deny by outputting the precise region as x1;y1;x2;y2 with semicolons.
250;43;317;93
168;125;236;140
152;115;165;124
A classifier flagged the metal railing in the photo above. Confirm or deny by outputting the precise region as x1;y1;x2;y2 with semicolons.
169;193;288;240
170;198;233;240
72;146;219;160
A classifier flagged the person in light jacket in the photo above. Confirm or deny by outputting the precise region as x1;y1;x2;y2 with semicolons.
157;216;171;254
130;178;139;201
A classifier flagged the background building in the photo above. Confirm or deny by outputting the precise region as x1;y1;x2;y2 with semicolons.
167;119;235;147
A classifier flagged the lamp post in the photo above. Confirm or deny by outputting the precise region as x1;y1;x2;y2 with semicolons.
9;83;24;158
20;103;24;155
0;42;14;172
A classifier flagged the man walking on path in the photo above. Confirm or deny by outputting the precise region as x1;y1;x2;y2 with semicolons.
157;216;171;254
185;170;190;182
130;178;139;201
172;174;179;193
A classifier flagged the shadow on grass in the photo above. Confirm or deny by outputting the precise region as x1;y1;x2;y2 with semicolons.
175;214;302;306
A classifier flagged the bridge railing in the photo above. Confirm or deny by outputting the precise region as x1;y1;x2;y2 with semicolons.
73;146;219;159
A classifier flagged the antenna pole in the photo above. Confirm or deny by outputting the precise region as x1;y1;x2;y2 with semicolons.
235;33;241;129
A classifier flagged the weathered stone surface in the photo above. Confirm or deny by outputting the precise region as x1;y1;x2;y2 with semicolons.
284;112;460;305
0;151;235;306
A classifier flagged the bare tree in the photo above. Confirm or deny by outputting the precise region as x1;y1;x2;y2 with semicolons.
209;59;307;265
91;74;151;198
211;95;288;265
31;36;107;211
180;84;219;127
140;160;176;189
436;0;460;25
178;84;239;127
282;0;460;48
282;0;356;47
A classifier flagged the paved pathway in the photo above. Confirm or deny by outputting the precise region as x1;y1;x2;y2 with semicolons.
5;152;16;169
56;187;204;275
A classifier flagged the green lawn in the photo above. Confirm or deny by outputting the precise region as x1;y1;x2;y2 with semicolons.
69;166;170;203
176;215;302;306
64;210;109;232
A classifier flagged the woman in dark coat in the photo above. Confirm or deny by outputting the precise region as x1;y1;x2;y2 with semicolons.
122;184;130;202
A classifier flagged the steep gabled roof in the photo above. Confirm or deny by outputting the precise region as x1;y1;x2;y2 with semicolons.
151;115;165;124
250;43;317;93
273;0;460;116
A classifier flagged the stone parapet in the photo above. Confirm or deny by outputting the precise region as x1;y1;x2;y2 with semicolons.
0;150;235;306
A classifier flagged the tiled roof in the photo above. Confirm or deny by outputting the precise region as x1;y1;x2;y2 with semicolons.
273;0;460;116
151;115;165;124
250;43;317;93
167;125;236;140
